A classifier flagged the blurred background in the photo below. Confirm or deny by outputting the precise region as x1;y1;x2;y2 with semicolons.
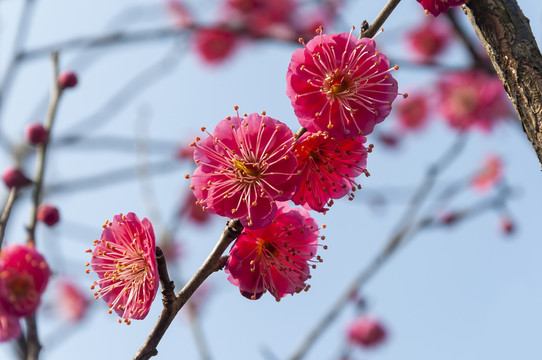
0;0;541;359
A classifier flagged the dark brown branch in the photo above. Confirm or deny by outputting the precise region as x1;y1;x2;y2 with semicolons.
155;247;175;305
464;0;542;169
133;219;243;360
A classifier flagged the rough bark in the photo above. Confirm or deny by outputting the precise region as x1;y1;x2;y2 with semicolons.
464;0;542;170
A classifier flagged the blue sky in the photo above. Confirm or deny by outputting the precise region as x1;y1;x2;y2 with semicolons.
0;0;541;359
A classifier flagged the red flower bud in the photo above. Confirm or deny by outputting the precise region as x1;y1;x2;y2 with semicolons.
2;167;31;189
24;123;49;145
37;204;60;227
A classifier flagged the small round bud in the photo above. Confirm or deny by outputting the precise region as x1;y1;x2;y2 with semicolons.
24;123;49;145
2;167;31;189
58;71;78;89
347;315;387;348
37;204;60;227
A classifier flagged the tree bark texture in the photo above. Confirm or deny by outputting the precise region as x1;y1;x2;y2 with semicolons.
464;0;542;170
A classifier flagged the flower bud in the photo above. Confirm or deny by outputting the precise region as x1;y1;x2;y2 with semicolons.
2;167;31;189
58;71;78;89
37;204;60;227
24;123;49;145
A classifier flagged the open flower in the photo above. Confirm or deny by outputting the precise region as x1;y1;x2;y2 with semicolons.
225;202;322;301
407;18;452;63
193;26;238;64
188;111;300;229
471;154;503;192
292;131;369;212
396;93;429;132
56;278;90;322
438;70;510;132
86;213;158;324
0;244;50;317
286;28;399;137
416;0;465;17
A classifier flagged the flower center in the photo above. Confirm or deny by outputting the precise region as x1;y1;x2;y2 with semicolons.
323;71;351;98
233;159;260;177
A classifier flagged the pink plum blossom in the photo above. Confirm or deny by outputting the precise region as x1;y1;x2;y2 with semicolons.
225;202;321;300
0;244;50;317
347;315;387;348
222;0;296;35
86;213;158;324
188;111;300;229
416;0;465;17
56;278;90;322
193;26;238;64
396;93;429;132
471;154;503;192
438;70;510;132
286;29;399;137
179;192;210;225
407;19;452;63
166;0;193;28
292;131;369;212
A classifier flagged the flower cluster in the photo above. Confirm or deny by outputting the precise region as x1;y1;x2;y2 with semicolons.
186;27;400;300
86;213;159;324
0;244;50;342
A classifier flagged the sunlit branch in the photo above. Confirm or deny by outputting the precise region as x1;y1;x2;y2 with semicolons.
133;219;243;360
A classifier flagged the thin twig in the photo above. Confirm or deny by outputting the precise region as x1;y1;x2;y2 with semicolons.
132;219;243;360
59;40;186;140
25;52;62;246
45;159;181;195
25;315;39;360
0;0;36;135
360;0;402;38
288;135;467;360
446;8;492;71
23;52;62;360
0;188;18;249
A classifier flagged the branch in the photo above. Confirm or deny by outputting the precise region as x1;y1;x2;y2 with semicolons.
360;0;402;38
0;188;18;249
288;135;466;360
464;0;542;169
25;52;62;246
132;219;243;360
